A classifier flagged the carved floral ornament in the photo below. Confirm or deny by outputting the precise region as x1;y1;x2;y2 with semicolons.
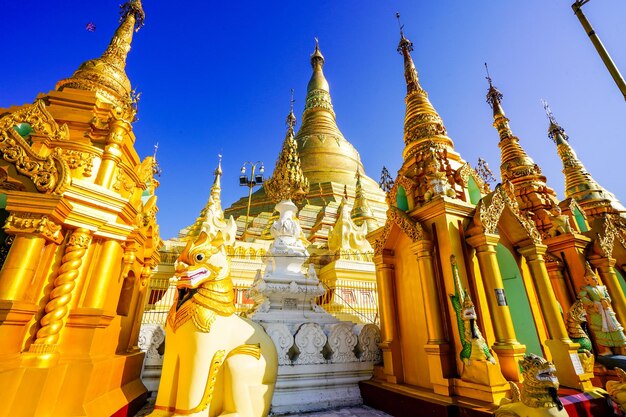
596;215;626;258
457;162;490;194
4;212;63;243
468;185;542;245
373;207;425;255
0;101;70;194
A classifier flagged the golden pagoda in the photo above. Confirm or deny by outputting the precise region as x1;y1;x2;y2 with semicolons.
0;1;161;415
224;40;388;245
360;22;616;415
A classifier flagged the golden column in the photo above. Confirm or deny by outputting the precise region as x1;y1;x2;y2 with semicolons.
0;234;46;302
82;239;124;309
411;240;453;394
466;233;524;381
95;118;129;188
518;243;594;390
27;228;92;365
372;250;403;384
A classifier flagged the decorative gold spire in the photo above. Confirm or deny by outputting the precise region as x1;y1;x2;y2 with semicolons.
396;15;451;159
351;168;379;232
485;65;541;184
543;100;626;217
184;155;224;240
485;69;559;234
56;0;144;112
264;102;310;203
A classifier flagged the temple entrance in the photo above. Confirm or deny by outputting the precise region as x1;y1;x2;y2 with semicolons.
496;243;543;356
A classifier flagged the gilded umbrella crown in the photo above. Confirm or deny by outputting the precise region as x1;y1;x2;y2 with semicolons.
56;0;144;113
264;105;310;203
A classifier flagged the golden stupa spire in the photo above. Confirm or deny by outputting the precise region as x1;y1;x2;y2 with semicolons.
294;39;368;187
56;0;144;112
184;155;224;240
351;167;379;232
396;13;452;160
543;100;626;216
264;96;310;203
485;64;542;184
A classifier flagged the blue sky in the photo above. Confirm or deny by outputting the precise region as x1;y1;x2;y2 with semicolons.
3;1;625;239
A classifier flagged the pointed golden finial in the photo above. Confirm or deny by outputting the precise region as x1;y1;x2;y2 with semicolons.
57;0;145;113
286;88;296;129
484;63;505;119
264;97;310;203
184;154;225;239
307;38;329;94
541;99;568;144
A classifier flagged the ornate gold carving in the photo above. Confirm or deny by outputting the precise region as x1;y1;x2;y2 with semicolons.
264;109;309;203
56;148;94;177
112;166;134;193
30;228;92;350
458;162;490;194
372;220;392;256
0;99;69;141
479;186;506;235
0;166;26;191
387;206;423;242
4;212;63;243
0;104;70;194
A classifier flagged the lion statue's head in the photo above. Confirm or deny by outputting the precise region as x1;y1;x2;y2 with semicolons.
175;214;236;289
519;353;563;410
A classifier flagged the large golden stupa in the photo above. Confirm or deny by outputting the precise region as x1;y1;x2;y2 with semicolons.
224;40;388;239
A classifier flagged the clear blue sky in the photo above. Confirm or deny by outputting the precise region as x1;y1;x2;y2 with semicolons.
3;1;625;239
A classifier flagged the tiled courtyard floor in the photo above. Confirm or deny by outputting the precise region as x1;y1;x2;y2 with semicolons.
134;396;392;417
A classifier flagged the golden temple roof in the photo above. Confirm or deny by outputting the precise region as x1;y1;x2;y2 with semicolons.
56;0;144;113
545;105;626;218
264;106;310;203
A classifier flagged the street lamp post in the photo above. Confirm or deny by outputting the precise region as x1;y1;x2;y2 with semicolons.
239;161;265;236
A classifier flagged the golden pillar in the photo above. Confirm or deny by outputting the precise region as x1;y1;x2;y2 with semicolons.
545;257;573;315
518;243;594;390
373;251;403;384
95;118;128;188
466;233;524;381
0;234;46;302
589;257;626;331
26;228;92;366
411;240;453;395
83;239;124;309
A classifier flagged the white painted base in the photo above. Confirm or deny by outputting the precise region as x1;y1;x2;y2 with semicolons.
270;362;374;415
